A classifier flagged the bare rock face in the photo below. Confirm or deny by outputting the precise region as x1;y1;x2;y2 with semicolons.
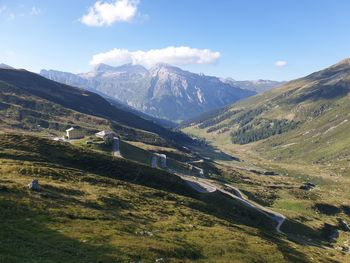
28;179;40;191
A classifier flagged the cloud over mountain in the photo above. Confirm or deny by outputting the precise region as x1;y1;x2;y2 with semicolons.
90;46;221;66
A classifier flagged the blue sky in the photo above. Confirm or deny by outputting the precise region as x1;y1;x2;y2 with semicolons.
1;0;350;81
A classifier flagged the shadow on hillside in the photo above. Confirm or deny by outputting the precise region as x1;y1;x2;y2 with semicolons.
281;218;327;248
0;199;126;262
313;203;341;216
189;191;327;263
39;184;138;220
258;231;320;263
189;143;240;162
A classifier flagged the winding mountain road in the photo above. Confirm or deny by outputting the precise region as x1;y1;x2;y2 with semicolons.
182;176;286;233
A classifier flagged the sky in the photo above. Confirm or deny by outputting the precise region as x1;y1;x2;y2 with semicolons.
1;0;350;81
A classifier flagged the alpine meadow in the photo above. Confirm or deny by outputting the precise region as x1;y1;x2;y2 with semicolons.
1;1;350;262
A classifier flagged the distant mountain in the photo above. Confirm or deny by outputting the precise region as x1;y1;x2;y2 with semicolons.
184;58;350;165
41;64;255;122
0;67;194;147
222;78;285;93
40;68;175;128
0;63;14;69
40;69;88;89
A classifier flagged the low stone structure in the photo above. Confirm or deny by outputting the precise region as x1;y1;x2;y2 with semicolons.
112;137;121;157
151;155;158;168
339;219;350;232
28;179;40;191
95;130;115;145
158;154;167;168
151;153;167;169
95;130;114;139
300;182;316;191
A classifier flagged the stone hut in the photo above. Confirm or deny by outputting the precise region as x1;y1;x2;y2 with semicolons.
66;127;84;140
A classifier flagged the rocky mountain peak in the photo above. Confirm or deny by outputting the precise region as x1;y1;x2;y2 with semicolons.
92;63;148;76
332;58;350;68
150;63;186;75
40;63;256;121
93;63;118;72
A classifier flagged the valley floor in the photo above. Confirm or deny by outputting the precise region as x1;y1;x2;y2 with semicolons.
183;126;350;263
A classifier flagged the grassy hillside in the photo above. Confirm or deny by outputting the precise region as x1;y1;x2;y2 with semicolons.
0;68;193;147
184;58;350;168
2;62;350;262
182;59;350;263
73;137;217;178
0;133;332;263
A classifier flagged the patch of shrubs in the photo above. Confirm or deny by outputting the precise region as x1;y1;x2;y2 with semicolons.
231;119;299;144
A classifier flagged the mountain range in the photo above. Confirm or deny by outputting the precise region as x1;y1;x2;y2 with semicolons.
40;64;282;122
222;78;286;93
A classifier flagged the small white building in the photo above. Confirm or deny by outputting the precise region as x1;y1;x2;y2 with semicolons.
66;127;84;140
95;130;114;140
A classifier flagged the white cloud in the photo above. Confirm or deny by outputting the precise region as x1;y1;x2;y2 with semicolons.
81;0;139;27
275;60;288;67
90;46;221;67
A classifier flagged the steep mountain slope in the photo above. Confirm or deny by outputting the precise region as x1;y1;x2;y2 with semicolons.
0;67;193;146
184;58;350;167
41;64;255;122
223;78;285;93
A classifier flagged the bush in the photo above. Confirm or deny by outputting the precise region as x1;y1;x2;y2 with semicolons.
231;119;299;144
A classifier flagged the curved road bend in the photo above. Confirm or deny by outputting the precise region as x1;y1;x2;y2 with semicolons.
182;176;286;233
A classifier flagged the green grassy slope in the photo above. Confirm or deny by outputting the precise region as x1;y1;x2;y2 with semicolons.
184;58;350;167
182;59;350;262
0;133;327;263
73;137;215;178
